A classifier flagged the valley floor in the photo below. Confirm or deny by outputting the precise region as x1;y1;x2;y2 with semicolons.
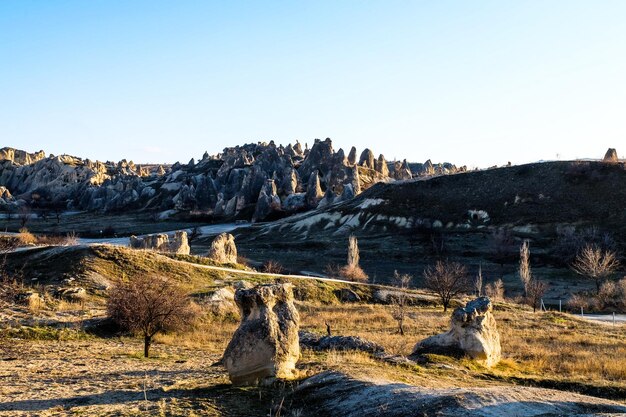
2;299;626;416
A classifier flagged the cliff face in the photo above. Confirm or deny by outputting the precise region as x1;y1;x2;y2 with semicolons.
0;140;464;220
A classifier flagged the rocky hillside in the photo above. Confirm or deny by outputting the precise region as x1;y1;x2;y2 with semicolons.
232;160;626;288
240;160;626;240
0;140;464;222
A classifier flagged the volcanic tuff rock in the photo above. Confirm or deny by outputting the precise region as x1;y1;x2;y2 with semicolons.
603;148;618;163
207;232;238;264
0;141;463;221
292;371;626;417
411;297;501;367
223;283;300;386
129;231;190;255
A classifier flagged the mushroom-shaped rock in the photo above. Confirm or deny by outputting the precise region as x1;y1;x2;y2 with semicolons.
207;232;238;264
223;283;300;386
411;297;501;367
603;148;618;163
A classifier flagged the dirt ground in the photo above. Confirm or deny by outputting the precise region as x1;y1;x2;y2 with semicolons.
0;338;274;417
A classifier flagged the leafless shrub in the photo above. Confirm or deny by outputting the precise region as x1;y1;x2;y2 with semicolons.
64;231;79;246
484;278;505;302
391;271;412;336
554;226;615;265
338;264;369;283
188;227;200;243
262;260;284;274
618;277;626;310
489;228;516;266
17;228;36;245
107;275;198;357
338;235;368;282
597;280;619;310
423;260;469;312
0;239;25;303
571;245;620;294
567;293;597;313
17;205;32;228
525;278;548;313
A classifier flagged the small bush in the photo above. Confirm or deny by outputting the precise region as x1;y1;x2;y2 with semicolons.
338;264;369;283
17;228;36;245
567;293;598;313
484;278;505;302
262;260;284;274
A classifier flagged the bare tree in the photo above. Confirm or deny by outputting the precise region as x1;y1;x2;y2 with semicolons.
519;241;531;296
423;260;469;312
107;275;198;357
391;271;412;336
571;245;620;294
17;205;32;229
474;263;483;296
490;228;516;267
525;278;548;313
484;278;505;302
262;259;284;274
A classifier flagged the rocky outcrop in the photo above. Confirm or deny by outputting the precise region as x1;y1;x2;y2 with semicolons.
292;371;626;417
0;142;462;220
604;148;618;163
223;283;300;385
299;331;384;353
305;171;323;208
253;179;281;222
129;231;190;255
207;232;238;264
411;297;501;367
393;159;413;180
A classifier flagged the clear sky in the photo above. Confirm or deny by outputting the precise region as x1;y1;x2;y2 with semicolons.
1;1;625;167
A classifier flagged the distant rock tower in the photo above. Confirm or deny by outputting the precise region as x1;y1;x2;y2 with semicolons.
603;148;618;163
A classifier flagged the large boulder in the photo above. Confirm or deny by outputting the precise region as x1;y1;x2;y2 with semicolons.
207;232;238;264
411;297;501;367
223;283;300;385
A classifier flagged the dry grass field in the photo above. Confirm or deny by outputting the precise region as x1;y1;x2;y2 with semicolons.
2;294;625;416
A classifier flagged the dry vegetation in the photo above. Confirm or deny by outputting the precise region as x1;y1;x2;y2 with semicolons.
1;242;625;415
2;290;625;416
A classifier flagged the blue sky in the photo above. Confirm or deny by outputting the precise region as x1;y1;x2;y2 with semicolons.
1;1;625;167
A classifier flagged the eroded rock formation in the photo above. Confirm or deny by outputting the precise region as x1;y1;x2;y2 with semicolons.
129;231;190;255
207;232;238;264
411;297;501;367
0;141;463;220
223;283;300;385
604;148;618;163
